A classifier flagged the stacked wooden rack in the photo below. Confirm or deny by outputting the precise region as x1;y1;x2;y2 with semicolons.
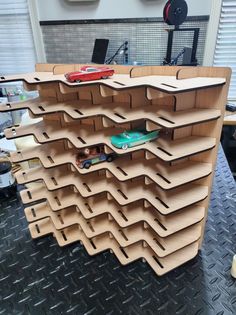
0;64;231;275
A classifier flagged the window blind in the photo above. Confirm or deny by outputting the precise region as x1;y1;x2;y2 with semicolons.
0;0;36;75
214;0;236;100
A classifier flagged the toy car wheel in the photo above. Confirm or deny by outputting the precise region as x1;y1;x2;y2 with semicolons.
84;162;91;169
102;76;108;79
106;155;113;162
122;144;128;150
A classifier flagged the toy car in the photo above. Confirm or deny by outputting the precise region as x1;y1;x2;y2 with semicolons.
111;130;159;150
65;66;114;83
76;145;116;169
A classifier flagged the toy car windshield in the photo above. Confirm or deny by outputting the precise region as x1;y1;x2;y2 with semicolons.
85;67;99;72
123;131;131;138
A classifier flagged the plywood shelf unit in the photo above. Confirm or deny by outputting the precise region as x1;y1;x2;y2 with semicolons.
2;63;231;276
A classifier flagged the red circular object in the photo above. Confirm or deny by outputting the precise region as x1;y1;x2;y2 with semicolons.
163;0;188;26
164;3;171;23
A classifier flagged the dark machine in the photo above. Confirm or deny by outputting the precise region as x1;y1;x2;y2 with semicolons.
163;0;199;66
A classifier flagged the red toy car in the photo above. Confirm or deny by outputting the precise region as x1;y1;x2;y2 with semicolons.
65;66;114;83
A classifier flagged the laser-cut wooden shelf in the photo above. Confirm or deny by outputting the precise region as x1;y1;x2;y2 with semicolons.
24;201;202;257
2;63;231;276
0;97;221;129
0;71;226;93
27;216;199;275
10;141;212;189
15;166;208;214
4;121;217;162
24;198;205;237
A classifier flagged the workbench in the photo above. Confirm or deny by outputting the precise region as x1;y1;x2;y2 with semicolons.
224;111;236;126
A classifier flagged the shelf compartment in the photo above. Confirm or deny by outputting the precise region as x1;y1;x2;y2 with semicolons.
25;198;205;237
0;98;221;129
20;184;79;210
0;72;225;94
16;166;208;214
28;216;199;276
11;141;212;189
5;121;216;162
24;202;202;257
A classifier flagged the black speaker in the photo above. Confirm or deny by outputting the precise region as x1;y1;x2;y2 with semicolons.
91;39;109;64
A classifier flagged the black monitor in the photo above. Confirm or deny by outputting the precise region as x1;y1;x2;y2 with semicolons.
91;39;109;64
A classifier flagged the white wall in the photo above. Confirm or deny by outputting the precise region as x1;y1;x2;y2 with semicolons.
37;0;212;21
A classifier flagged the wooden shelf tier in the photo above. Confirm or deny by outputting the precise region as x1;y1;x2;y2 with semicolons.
11;141;212;189
28;216;199;276
24;200;202;257
24;197;205;238
5;121;216;162
16;166;208;214
0;97;221;129
0;72;226;94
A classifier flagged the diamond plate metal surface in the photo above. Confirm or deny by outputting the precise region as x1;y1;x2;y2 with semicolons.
0;146;236;315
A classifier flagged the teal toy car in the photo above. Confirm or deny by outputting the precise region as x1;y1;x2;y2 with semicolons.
111;130;159;150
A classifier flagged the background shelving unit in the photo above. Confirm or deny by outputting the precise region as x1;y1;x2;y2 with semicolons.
0;63;231;276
